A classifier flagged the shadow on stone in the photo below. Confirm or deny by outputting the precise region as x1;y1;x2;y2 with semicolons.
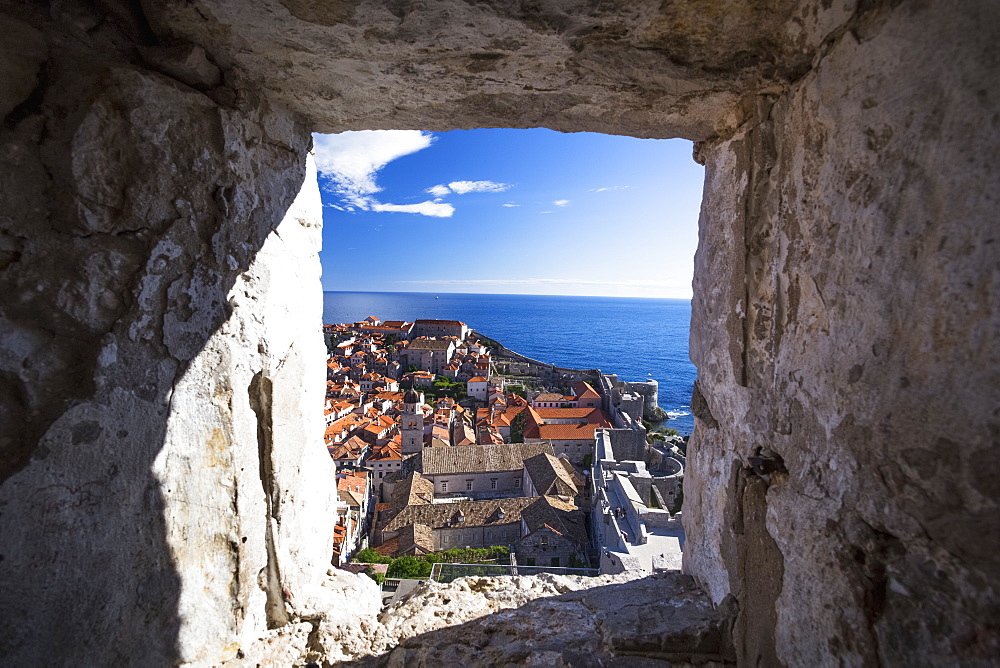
0;3;310;662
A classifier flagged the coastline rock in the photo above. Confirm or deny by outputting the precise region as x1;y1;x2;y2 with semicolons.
645;405;670;423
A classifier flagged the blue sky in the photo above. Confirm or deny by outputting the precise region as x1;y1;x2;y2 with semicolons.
313;129;703;299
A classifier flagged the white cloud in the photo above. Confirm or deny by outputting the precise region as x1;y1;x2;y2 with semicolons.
426;184;452;198
370;201;454;218
589;185;631;192
502;203;520;208
312;132;512;218
425;179;511;206
313;130;454;218
448;180;510;194
313;130;433;196
539;211;553;214
553;199;570;207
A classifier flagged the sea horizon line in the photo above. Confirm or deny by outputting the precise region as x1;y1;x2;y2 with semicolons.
322;290;692;301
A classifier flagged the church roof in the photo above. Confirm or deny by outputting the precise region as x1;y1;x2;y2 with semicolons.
420;442;553;475
383;496;539;532
389;471;435;508
408;339;455;351
519;496;588;547
523;453;579;497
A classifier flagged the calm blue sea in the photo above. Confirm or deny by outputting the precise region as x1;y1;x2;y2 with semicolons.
323;292;696;435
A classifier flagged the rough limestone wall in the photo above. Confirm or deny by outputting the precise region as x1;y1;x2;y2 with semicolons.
151;0;855;142
156;155;336;662
685;1;1000;664
0;4;334;663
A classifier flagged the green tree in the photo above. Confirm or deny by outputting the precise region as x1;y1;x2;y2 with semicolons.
353;548;391;564
386;555;433;579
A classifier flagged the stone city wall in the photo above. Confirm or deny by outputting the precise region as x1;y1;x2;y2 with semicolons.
477;330;599;388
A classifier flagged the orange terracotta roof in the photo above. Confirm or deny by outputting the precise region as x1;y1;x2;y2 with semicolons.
368;445;402;462
337;470;368;493
375;391;406;401
534;408;611;423
529;423;603;441
329;436;367;459
573;381;600;400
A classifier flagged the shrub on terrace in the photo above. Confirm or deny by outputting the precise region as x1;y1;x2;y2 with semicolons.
425;376;467;401
424;546;510;564
386;555;433;579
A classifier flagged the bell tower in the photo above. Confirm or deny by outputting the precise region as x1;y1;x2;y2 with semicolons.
400;389;425;454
